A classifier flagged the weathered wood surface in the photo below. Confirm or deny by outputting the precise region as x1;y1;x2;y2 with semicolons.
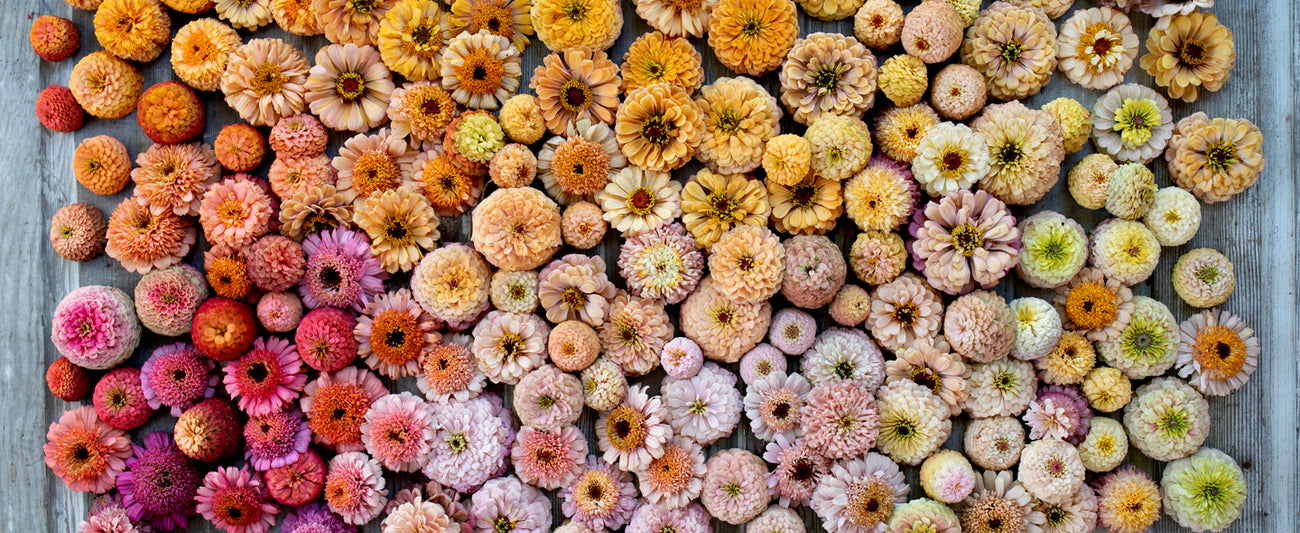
1;0;1296;532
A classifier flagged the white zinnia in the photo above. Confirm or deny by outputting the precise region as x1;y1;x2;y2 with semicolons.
911;122;990;196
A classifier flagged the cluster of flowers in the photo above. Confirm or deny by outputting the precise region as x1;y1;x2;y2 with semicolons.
34;0;1262;532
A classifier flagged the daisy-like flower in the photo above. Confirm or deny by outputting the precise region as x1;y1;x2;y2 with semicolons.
300;367;388;452
195;467;279;533
411;150;485;218
636;437;707;510
876;380;951;466
440;30;521;109
706;0;798;76
910;122;987;196
963;416;1026;471
450;0;533;52
1057;7;1138;90
908;190;1021;295
376;0;452;82
961;470;1047;533
300;227;389;312
538;120;627;205
361;392;436;472
390;85;458;147
512;425;588;490
422;396;512;492
222;38;310;127
1166;112;1266;204
701;449;770;524
802;380;880;460
243;408;311;472
695;76;780;174
679;277;773;363
1141;10;1235;103
961;2;1058;100
223;337;308;418
335;128;415;205
1034;485;1098;533
355;289;438;378
1176;309;1259;397
873;104;939;164
597;384;672;471
636;0;715;37
561;457;638;530
744;371;810;442
1092;83;1174;163
354;187;440;273
965;359;1037;418
780;33;878;125
1053;268;1134;342
538;254;617;325
324;452;387;526
1124;377;1210;461
532;48;621;135
1094;466;1161;533
811;452;908;533
117;432;204;531
885;340;969;416
621;32;704;93
868;273;943;352
598;167;682;235
1161;447;1248;532
615;83;705;172
680;169;770;250
618;223;704;305
760;437;827;508
802;328;885;389
200;176;274;251
471;311;549;385
417;341;486;403
662;363;742;446
472;476;553;533
45;406;131;494
768;174;844;236
305;44;394;133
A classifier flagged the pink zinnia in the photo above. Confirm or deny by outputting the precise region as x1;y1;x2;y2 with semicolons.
801;380;880;460
280;502;356;533
196;466;279;533
265;448;327;507
247;235;307;293
472;476;553;533
257;292;305;333
117;432;203;531
199;176;275;251
511;425;588;490
361;392;436;472
270;113;329;156
512;364;584;431
744;371;811;443
244;408;312;471
224;336;308;417
661;337;703;379
810;452;908;533
51;285;141;370
596;384;672;472
44;406;132;494
141;342;217;416
77;495;149;533
422;396;513;493
324;452;388;526
561;456;638;530
296;307;360;372
763;435;831;507
300;227;388;312
768;308;818;355
739;343;787;385
700;449;771;524
662;363;743;447
625;503;711;533
301;367;388;452
1034;385;1092;445
93;367;153;430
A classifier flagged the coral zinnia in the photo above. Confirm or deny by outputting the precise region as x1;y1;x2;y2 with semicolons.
324;452;388;525
301;367;388;451
69;52;143;120
132;142;221;218
471;186;563;270
538;120;625;205
196;467;279;533
73;136;132;196
411;243;493;329
361;392;436;472
224;337;308;417
596;384;671;472
105;197;196;275
802;380;880;459
50;203;107;262
92;368;152;431
45;406;131;494
679;277;772;363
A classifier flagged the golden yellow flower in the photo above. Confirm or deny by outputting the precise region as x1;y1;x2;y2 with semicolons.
796;0;861;21
634;0;717;37
531;0;622;52
614;83;704;172
707;0;799;76
695;76;782;175
873;103;939;163
621;31;704;94
761;134;812;188
94;0;171;62
499;94;547;144
316;0;398;46
162;0;214;14
378;0;453;82
531;47;622;135
451;0;534;51
411;150;485;217
1140;10;1235;103
877;54;928;107
1166;112;1264;204
680;169;769;249
354;186;441;272
170;19;242;93
768;174;842;235
271;0;323;35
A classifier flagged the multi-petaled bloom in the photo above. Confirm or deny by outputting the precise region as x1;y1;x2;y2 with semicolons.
1092;83;1174;163
422;396;513;492
1057;7;1139;90
908;190;1020;295
244;408;311;471
531;48;622;135
706;0;798;76
118;432;204;531
471;311;549;385
802;380;880;460
355;289;439;378
875;380;951;466
561;457;638;530
598;167;682;235
885;339;969;416
221;38;311;127
378;0;453;82
961;2;1058;100
679;169;770;250
223;336;308;418
701;449;770;524
410;243;492;329
512;425;588;490
195;467;280;533
1176;309;1258;397
779;33;878;124
45;406;132;494
810;452;908;533
324;452;388;526
472;476;553;533
301;367;389;452
1140;10;1235;103
301;227;389;313
538;120;626;205
361;392;436;472
662;363;742;446
440;31;521;109
617;223;704;304
305;44;395;132
417;341;486;404
596;384;672;472
971;101;1066;206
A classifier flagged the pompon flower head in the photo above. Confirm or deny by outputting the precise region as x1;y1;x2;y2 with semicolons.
1040;332;1097;387
118;432;203;531
271;0;324;36
264;447;327;506
749;506;806;533
679;277;772;362
1173;248;1235;308
224;337;307;418
1166;112;1265;204
538;254;617;326
324;452;387;526
782;230;848;300
581;357;628;411
1091;219;1160;286
51;286;140;371
1104;165;1157;221
886;339;969;415
301;367;387;451
844;156;917;235
388;84;458;145
270;114;329;157
531;0;621;52
170;19;241;93
68;52;142;120
1082;367;1132;413
887;498;961;533
216;124;268;173
295;308;360;372
1176;309;1259;397
876;380;952;466
740;344;786;385
663;363;742;446
744;371;810;442
411;151;486;219
281;503;355;533
598;167;682;235
901;1;964;63
1124;378;1210;461
965;359;1037;418
45;406;131;494
779;33;878;125
191;298;258;363
560;457;635;530
496;95;546;145
596;384;671;471
806;114;874;181
382;495;452;533
961;2;1057;100
30;15;79;63
411;244;492;329
1094;466;1160;533
471;187;563;270
317;0;396;45
141;343;216;417
680;169;769;250
920;450;977;503
489;270;538;315
471;311;549;384
930;64;986;121
439;31;521;110
853;0;904;49
531;48;621;136
92;368;151;430
706;0;798;76
1092;83;1174;164
50;203;106;263
944;290;1016;363
196;466;279;533
360;392;436;472
549;321;601;373
601;292;674;376
377;0;451;82
811;453;908;533
659;337;704;380
614;84;704;173
513;365;583;430
963;416;1025;471
512;425;588;490
1141;10;1235;103
73;136;131;196
560;203;604;249
1144;187;1201;246
620;33;703;97
706;225;783;303
694;76;781;174
305;44;394;133
94;0;170;62
1068;154;1117;210
489;143;538;189
1056;7;1138;90
868;273;942;351
137;81;205;146
132;143;220;219
203;249;250;299
910;122;987;197
221;38;310;127
1018;439;1085;506
247;236;306;294
300;228;388;312
762;134;812;188
960;470;1046;533
769;309;817;355
200;176;275;251
48;357;93;403
909;190;1020;295
802;328;885;389
418;340;486;403
538;121;626;206
1053;268;1134;342
1009;297;1063;361
971;101;1066;206
423;396;513;492
471;476;553;533
849;231;907;286
1016;211;1088;289
1161;447;1247;532
801;380;880;459
701;449;770;524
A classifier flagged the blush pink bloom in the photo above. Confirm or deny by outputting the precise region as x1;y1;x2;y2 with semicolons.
361;392;436;472
199;176;275;250
908;190;1020;295
324;452;388;526
801;380;880;460
511;425;589;490
244;408;312;471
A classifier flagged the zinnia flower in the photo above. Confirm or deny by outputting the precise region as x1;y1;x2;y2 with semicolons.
965;359;1037;418
301;227;389;312
531;0;622;51
1018;439;1085;506
223;336;308;418
963;416;1025;471
361;392;436;472
1053;267;1134;342
701;449;770;524
354;187;440;273
810;452;908;533
621;31;704;93
679;169;769;250
1123;377;1210;461
451;0;534;51
141;343;217;417
538;120;626;205
324;452;388;525
305;44;395;132
440;30;521;109
301;367;388;451
1016;211;1088;289
614;83;705;172
94;0;170;62
780;33;878;124
867;273;942;351
378;0;452;82
706;0;798;76
45;406;131;494
960;470;1046;533
1166;112;1265;203
961;2;1058;100
531;48;621;135
1094;466;1160;533
171;19;243;92
132;142;221;219
885;339;969;416
598;166;682;235
513;364;583;430
356;289;438;378
472;476;554;533
596;384;672;471
422;396;514;492
744;371;810;443
1140;10;1235;102
1161;447;1247;532
801;380;880;459
1092;83;1174;163
512;425;588;490
244;408;311;471
200;176;275;251
768;174;844;236
51;286;141;371
943;290;1016;363
216;0;273;30
908;190;1020;295
417;340;486;403
1176;309;1258;396
1172;248;1235;308
471;187;563;270
561;457;637;530
875;380;951;466
1057;7;1138;90
617;223;704;304
221;38;310;127
662;363;742;446
195;467;280;533
409;243;492;329
801;328;885;388
972;101;1067;205
117;432;204;531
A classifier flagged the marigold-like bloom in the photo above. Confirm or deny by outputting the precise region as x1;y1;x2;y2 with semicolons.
621;32;703;95
377;0;452;82
1083;366;1132;413
221;38;310;127
1176;309;1258;397
171;19;242;93
962;2;1057;100
1095;466;1160;533
680;277;772;362
811;453;908;533
105;196;196;275
1054;267;1134;342
560;201;605;248
410;243;491;328
132;143;221;219
416;341;484;404
50;203;107;263
909;190;1020;295
538;121;624;205
1166;112;1265;203
877;54;928;107
272;0;322;35
1105;164;1156;220
1141;10;1234;102
532;0;621;51
806;114;873;181
762;134;812;187
849;230;905;286
69;52;142;120
696;76;780;174
679;169;769;249
1078;416;1127;473
1173;248;1235;309
354;187;439;272
532;48;621;135
929;64;985;121
1057;7;1137;90
356;289;438;378
1145;187;1201;246
876;380;951;466
270;154;336;200
489;269;539;315
45;406;132;494
614;84;704;172
901;0;964;63
911;122;987;196
944;290;1016;363
472;187;563;270
874;103;939;163
1042;97;1092;155
853;0;903;49
1092;83;1174;163
305;44;394;133
335;129;414;205
780;33;877;125
709;225;784;304
707;0;798;76
73;136;131;196
971;101;1065;205
1091;219;1160;286
94;0;170;62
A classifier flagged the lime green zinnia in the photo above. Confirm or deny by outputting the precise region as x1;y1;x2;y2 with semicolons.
1113;97;1162;148
1162;447;1248;532
454;112;506;163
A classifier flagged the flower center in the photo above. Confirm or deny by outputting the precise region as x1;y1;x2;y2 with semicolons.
605;405;648;451
625;187;657;215
1205;141;1237;174
335;72;367;102
706;191;738;219
1158;409;1190;437
993;371;1017;392
352;151;402;196
251;62;287;97
1177;38;1207;66
950;224;984;256
640;113;676;146
833;360;856;380
561;287;587;310
1065;282;1120;330
558;79;593;112
1191;325;1248;379
909;367;941;394
456;51;505;95
940;150;967;173
846;480;894;528
994;141;1024;168
1000;40;1023;63
447;432;469;452
811;63;844;92
562;0;587;20
790;183;816;208
1114;98;1161;147
892;303;918;327
740;17;764;38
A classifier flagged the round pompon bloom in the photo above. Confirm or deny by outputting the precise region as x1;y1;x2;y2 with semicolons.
963;416;1025;471
1161;447;1247;532
602;292;675;376
960;470;1046;533
740;344;786;385
141;343;216;417
409;244;491;329
1082;367;1132;413
762;134;812;189
73;135;131;196
696;449;769;525
853;0;903;49
801;380;880;459
1091;219;1160;286
1053;268;1134;343
779;33;878;125
805;114;873;181
901;1;964;63
768;309;817;356
910;122;988;197
1167;112;1265;204
1056;7;1138;90
811;452;908;533
195;467;279;533
47;357;92;403
489;143;538;190
1144;187;1201;246
581;357;628;411
1067;153;1117;210
68;52;142;120
117;432;204;531
849;231;907;286
1173;248;1235;308
876;380;951;466
512;425;588;490
781;235;846;307
301;367;387;451
36;85;84;133
175;398;243;464
200;176;275;251
694;76;780;175
562;202;607;249
663;363;743;446
919;450;977;504
830;284;872;327
970;101;1066;206
706;0;798;76
531;0;621;51
549;320;601;373
45;406;131;494
1018;439;1085;506
706;225;783;303
844;157;917;236
52;286;140;371
417;341;486;404
324;452;388;526
1078;417;1127;473
471;476;554;533
929;64;986;121
1027;386;1092;445
556;458;634;530
961;2;1057;100
270;114;329;157
472;311;549;384
471;187;563;270
1042;97;1093;155
361;392;436;472
802;328;885;389
1009;297;1063;361
679;277;772;363
30;15;80;63
1141;10;1235;103
131;142;221;219
168;19;238;92
1094;466;1161;533
943;290;1016;363
92;368;151;430
596;384;671;471
1176;309;1259;397
887;498;961;533
221;38;310;127
909;190;1020;295
50;203;106;263
965;359;1037;418
614;84;704;173
1015;211;1088;289
1104;164;1157;221
1124;378;1210;461
93;0;170;62
294;308;358;373
1092;83;1174;164
1096;295;1177;380
513;365;583;430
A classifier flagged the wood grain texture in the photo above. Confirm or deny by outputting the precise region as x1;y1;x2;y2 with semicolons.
0;0;1296;532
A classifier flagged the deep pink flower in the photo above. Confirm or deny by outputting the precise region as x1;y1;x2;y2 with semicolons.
195;466;280;533
141;342;217;416
245;408;312;471
93;367;153;430
224;336;308;417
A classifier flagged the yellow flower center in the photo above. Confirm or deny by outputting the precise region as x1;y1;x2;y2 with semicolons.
558;79;593;112
604;404;647;451
250;62;288;97
1114;98;1161;148
950;224;984;256
626;187;657;215
335;72;367;102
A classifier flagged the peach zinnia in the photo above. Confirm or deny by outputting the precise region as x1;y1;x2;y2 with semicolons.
532;47;622;135
440;30;522;110
614;83;704;172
